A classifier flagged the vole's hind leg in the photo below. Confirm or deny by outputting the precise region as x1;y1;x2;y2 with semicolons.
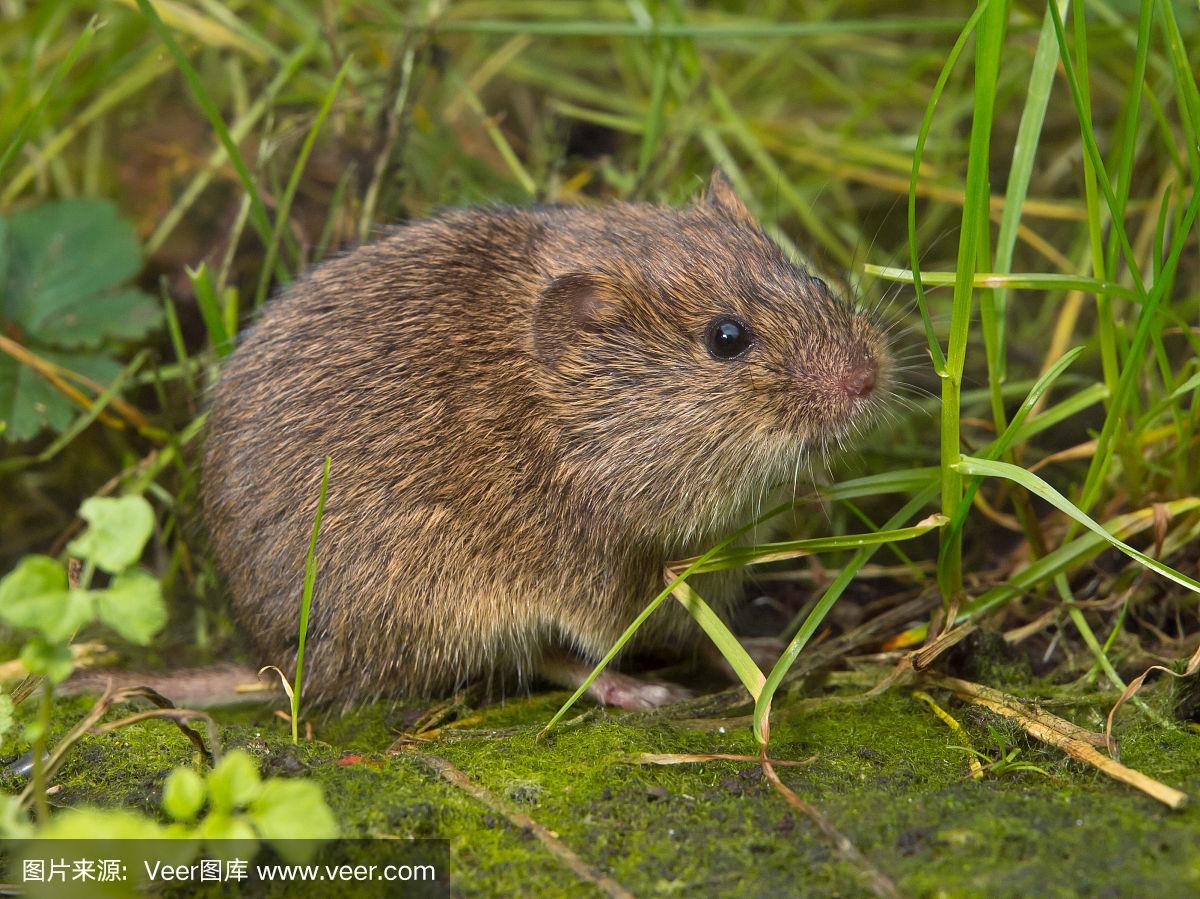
539;651;692;709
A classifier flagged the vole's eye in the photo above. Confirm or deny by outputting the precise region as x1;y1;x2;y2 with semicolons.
705;316;752;361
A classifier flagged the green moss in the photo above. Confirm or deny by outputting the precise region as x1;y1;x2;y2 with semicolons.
22;682;1198;896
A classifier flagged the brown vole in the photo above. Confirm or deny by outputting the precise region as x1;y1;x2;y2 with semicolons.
200;171;887;708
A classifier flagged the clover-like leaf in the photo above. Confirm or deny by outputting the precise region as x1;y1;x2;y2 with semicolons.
68;495;155;573
0;795;33;840
162;767;207;822
207;750;262;813
250;778;338;861
0;555;94;642
38;807;167;840
19;637;76;684
2;199;160;349
196;812;260;862
0;554;66;603
95;569;166;644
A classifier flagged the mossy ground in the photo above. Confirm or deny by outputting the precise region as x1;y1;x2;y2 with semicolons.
23;670;1200;898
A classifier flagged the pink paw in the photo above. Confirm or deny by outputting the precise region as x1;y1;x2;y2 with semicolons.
589;671;693;709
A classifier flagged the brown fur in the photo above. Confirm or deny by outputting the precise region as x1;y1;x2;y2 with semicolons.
200;172;888;703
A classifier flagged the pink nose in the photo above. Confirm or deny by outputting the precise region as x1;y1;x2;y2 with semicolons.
842;363;877;398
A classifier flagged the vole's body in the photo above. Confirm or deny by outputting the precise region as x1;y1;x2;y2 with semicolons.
202;175;886;706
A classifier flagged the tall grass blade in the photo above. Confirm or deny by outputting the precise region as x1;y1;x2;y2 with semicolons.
292;455;332;744
953;456;1200;597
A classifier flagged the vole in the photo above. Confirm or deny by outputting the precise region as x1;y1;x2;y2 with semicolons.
200;170;887;709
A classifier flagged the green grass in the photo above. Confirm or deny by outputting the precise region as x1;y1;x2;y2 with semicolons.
1;0;1199;887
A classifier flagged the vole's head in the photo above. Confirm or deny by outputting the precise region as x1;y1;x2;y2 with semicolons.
531;170;889;533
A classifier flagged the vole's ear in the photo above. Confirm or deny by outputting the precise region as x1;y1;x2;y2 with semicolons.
532;272;623;365
704;167;757;226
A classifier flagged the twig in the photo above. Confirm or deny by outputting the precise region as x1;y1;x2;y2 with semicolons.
412;753;635;899
924;672;1188;809
629;752;816;767
90;706;220;761
760;753;900;899
1105;640;1200;754
19;683;218;810
0;334;152;432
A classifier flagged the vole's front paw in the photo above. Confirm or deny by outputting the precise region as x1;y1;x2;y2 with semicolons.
590;671;692;709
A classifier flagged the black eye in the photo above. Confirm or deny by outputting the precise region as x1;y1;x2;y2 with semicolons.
705;316;752;360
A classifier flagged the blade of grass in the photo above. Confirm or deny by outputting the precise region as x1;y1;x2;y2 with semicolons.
133;0;283;280
937;0;1007;603
0;17;98;187
1047;0;1200;524
434;19;965;39
254;57;351;307
292;455;332;744
540;498;798;738
864;266;1142;302
753;485;941;744
669;579;765;699
937;347;1085;584
146;41;313;256
953;456;1200;597
684;516;947;573
905;0;992;374
187;263;232;357
989;0;1067;386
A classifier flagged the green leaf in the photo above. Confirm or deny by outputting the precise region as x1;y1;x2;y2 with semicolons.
162;767;207;822
19;637;75;684
0;197;160;442
2;199;158;345
671;580;764;699
96;569;166;644
0;795;33;839
250;779;339;852
68;495;156;573
0;555;94;642
39;807;166;840
0;349;121;444
207;750;262;812
953;456;1200;597
0;554;66;601
35;287;164;350
0;693;13;738
197;811;259;845
687;515;947;573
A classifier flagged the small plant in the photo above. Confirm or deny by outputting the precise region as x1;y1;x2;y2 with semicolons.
1;749;337;865
0;198;161;442
951;726;1052;780
260;455;331;745
0;494;166;673
160;749;339;855
0;494;166;820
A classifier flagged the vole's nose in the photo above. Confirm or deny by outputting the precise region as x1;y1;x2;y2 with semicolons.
841;359;877;399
